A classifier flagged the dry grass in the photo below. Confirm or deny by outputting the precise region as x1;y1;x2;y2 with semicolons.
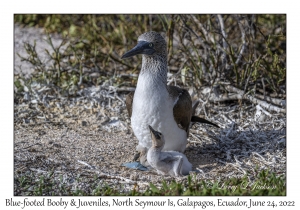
14;83;285;195
14;15;286;195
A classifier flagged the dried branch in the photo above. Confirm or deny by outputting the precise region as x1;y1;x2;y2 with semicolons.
204;84;286;113
224;85;285;113
255;92;286;107
190;15;215;44
235;15;247;65
217;15;228;68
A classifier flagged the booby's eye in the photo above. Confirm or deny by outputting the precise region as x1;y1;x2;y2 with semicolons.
149;43;153;47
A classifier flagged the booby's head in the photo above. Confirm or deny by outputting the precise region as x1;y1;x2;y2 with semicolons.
148;125;165;149
121;31;167;59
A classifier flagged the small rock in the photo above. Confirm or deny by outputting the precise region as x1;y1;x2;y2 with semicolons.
23;92;30;101
24;85;29;92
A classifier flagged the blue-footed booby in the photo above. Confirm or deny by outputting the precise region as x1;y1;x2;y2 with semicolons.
147;125;192;176
121;31;218;165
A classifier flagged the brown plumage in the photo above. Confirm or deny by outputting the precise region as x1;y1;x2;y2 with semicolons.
167;85;192;133
125;91;134;118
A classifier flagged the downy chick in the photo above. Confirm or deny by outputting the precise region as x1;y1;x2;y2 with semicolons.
147;125;192;177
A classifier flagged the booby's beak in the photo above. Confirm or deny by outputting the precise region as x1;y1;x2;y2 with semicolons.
121;41;155;59
148;125;161;140
148;125;155;134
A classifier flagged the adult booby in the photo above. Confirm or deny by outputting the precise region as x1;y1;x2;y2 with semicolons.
121;31;218;165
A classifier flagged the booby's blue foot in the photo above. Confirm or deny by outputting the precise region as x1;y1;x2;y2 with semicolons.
122;162;148;171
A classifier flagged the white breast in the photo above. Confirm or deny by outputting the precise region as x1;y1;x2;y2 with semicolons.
131;73;187;152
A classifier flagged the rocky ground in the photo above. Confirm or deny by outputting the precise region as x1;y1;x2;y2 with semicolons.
14;25;286;195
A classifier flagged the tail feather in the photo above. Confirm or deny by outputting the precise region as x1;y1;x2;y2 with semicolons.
191;116;220;128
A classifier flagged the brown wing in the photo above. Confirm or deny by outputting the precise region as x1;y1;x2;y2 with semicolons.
125;91;134;118
167;86;192;134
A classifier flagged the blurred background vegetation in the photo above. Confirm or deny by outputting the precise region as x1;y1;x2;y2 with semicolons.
14;14;286;97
